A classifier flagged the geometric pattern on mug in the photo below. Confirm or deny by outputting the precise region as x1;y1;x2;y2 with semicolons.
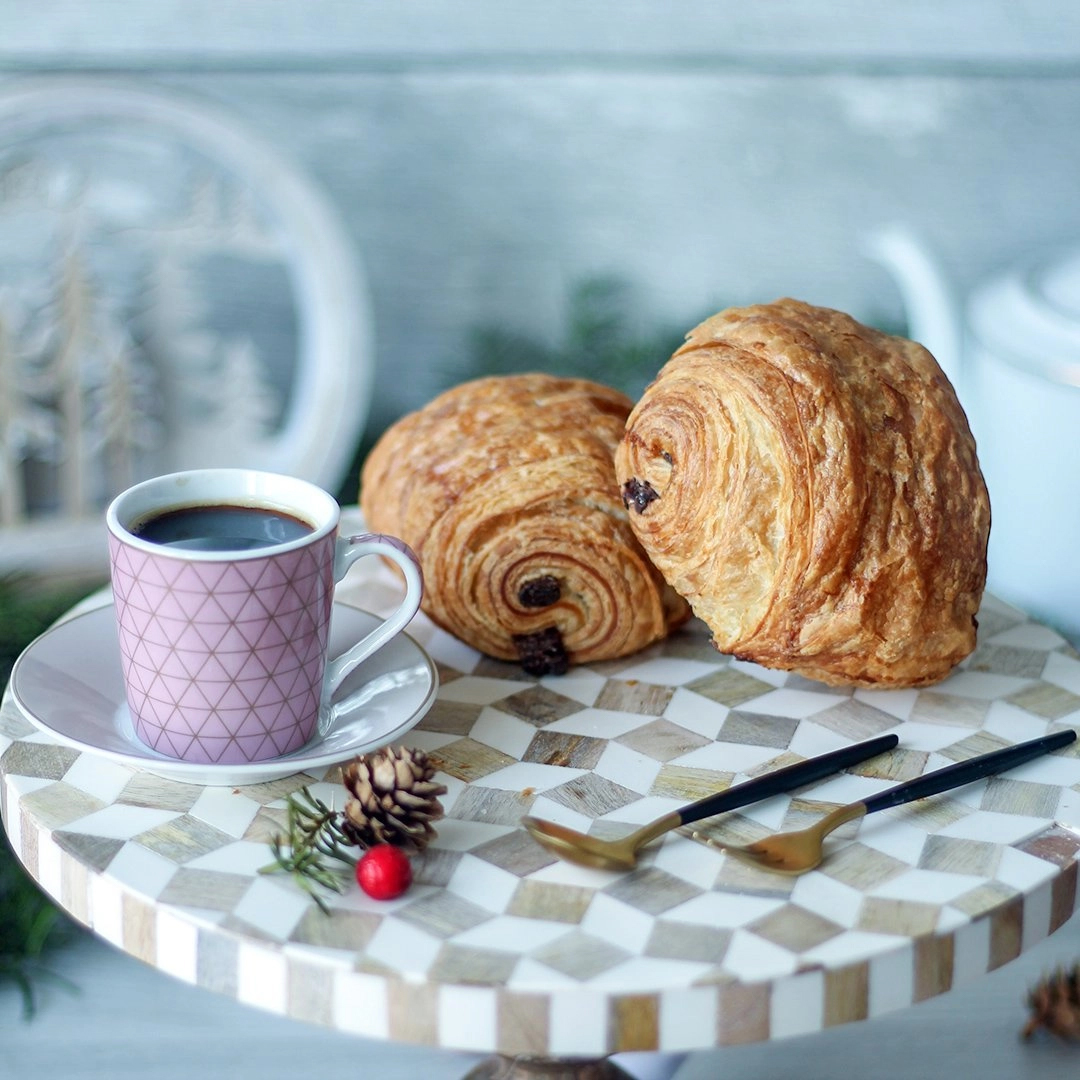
109;532;336;764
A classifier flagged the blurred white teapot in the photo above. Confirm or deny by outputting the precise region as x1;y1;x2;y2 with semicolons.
867;228;1080;643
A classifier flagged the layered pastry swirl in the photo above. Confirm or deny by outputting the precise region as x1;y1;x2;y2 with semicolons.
361;374;689;674
615;299;991;688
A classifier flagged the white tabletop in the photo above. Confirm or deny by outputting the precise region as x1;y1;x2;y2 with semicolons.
3;547;1080;1064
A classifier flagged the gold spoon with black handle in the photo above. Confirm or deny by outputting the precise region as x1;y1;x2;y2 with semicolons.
703;728;1077;875
522;733;899;870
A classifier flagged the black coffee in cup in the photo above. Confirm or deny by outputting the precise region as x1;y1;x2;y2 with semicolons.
133;504;315;552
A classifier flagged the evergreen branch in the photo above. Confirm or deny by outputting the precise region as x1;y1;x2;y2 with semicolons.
441;274;691;400
258;787;360;914
0;574;94;1017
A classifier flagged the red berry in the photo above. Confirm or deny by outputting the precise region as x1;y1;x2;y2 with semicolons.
355;844;413;900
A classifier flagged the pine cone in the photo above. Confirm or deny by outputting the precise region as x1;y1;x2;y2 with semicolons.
1022;964;1080;1040
341;746;447;852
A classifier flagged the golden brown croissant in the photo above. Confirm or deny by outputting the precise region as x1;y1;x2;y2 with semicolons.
614;299;990;688
360;374;690;674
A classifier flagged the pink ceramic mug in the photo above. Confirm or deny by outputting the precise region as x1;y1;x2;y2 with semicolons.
106;468;423;765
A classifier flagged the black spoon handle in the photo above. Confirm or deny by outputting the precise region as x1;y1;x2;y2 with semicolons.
861;728;1077;816
676;733;899;828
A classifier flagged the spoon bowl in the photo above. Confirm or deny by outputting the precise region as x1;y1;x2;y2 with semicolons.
522;811;680;871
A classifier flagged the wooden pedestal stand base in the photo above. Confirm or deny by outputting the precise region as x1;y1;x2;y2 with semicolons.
462;1055;635;1079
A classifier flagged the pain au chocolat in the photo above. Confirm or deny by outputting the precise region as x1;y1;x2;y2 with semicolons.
360;373;690;675
614;298;991;688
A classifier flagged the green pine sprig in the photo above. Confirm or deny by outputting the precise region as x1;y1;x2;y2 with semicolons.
258;787;359;914
443;275;692;401
1;573;96;1017
0;844;79;1018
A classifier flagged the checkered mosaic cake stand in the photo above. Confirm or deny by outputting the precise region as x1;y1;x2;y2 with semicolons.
3;538;1080;1074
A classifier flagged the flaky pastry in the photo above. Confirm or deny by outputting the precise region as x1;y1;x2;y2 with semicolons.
614;298;991;688
361;374;689;674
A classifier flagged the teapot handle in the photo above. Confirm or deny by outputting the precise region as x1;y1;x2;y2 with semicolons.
863;226;964;389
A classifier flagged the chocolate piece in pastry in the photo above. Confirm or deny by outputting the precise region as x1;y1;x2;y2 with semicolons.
614;298;990;688
361;374;690;674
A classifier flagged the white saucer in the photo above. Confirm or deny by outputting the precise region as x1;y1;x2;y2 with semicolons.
10;602;439;786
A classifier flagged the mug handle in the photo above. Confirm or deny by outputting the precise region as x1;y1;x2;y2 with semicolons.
322;533;424;699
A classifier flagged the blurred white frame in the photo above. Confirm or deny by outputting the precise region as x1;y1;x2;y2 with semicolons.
0;79;374;577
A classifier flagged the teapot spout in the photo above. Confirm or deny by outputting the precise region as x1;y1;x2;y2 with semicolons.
863;226;963;386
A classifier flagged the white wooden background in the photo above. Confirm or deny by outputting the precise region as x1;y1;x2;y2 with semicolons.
3;1;1079;447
